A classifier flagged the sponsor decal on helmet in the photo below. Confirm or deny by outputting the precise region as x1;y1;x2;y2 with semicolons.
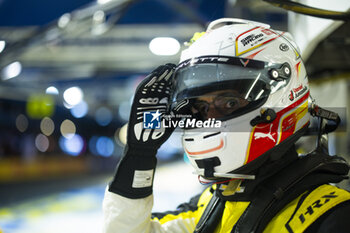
246;92;309;164
240;33;264;46
253;124;275;142
290;84;308;101
176;55;266;70
235;27;282;56
176;56;230;70
279;101;309;142
279;43;289;51
289;90;295;101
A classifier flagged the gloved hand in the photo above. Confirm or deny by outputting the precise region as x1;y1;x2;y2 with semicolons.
109;64;179;198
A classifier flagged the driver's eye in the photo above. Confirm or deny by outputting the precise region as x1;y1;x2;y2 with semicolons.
225;99;237;109
214;96;238;108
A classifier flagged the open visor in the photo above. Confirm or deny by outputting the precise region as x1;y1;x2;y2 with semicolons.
171;56;291;121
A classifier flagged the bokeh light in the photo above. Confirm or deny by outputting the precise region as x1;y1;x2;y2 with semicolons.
0;40;6;53
45;86;59;95
1;61;22;80
58;13;71;28
70;101;88;118
40;117;55;136
26;94;55;119
16;114;29;133
59;134;84;156
97;0;112;4
63;87;83;106
35;134;49;152
60;119;76;139
149;37;180;56
96;136;114;157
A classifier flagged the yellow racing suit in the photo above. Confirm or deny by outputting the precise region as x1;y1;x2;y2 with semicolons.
103;152;350;233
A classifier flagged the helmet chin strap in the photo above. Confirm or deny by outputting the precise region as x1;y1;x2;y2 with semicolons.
197;174;247;196
193;171;255;180
194;156;256;180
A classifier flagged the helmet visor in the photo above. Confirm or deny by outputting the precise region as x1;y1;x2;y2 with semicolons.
171;56;290;121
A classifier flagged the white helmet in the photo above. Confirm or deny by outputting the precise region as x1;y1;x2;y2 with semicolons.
171;18;310;181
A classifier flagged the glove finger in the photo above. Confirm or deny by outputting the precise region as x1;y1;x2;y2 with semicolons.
157;67;174;82
144;75;158;88
143;63;175;86
142;128;152;142
137;69;174;100
133;122;143;141
152;127;165;140
133;122;155;143
137;66;166;90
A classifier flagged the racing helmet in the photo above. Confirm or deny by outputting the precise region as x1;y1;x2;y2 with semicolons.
171;18;310;180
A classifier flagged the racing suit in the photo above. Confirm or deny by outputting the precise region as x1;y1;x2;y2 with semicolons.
103;147;350;233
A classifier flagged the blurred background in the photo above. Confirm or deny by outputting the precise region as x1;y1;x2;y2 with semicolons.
0;0;349;232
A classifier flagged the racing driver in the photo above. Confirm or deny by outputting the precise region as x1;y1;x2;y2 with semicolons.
103;18;350;233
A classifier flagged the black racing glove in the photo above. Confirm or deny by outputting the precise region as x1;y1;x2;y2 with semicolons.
109;64;179;198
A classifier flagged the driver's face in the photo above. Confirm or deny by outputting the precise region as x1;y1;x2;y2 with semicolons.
192;90;249;120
